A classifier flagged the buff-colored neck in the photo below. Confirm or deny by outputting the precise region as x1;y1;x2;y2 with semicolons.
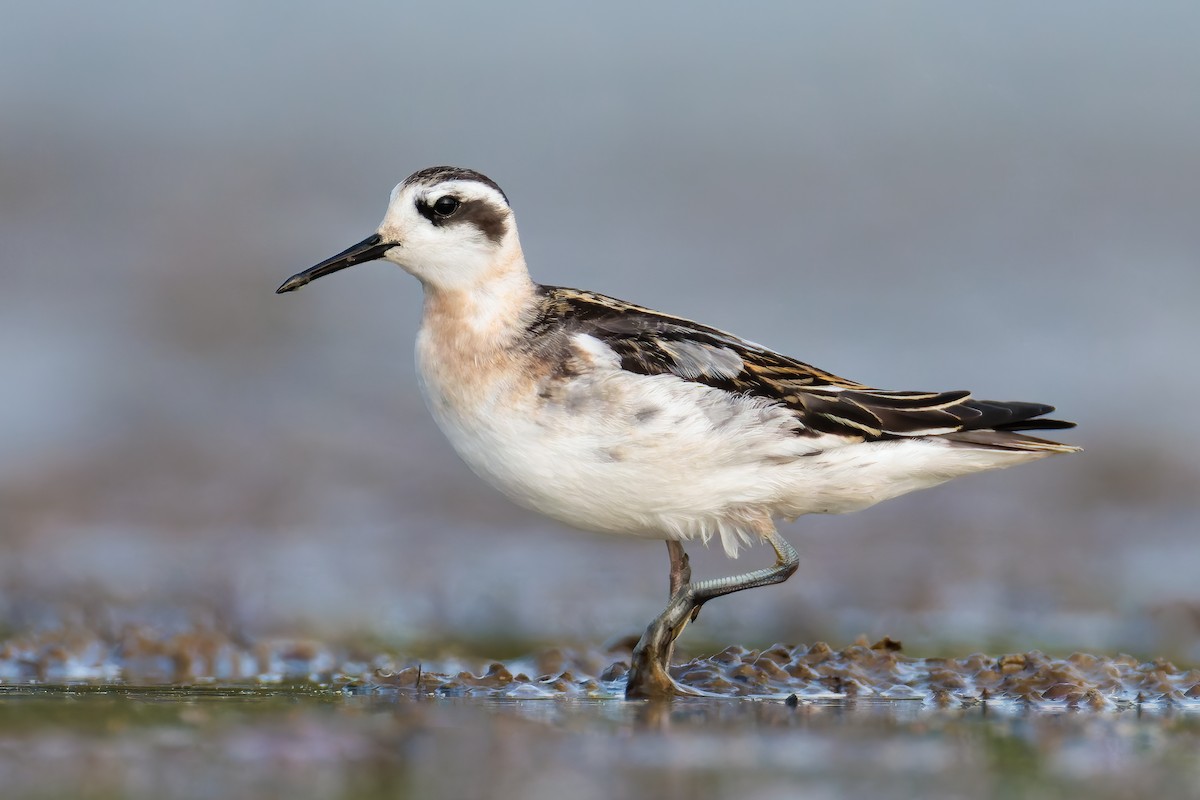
421;240;537;347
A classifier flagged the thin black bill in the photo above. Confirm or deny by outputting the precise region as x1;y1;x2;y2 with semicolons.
276;233;393;294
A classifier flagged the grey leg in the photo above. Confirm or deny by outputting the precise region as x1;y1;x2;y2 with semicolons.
626;529;799;699
667;540;703;626
667;540;690;598
662;541;692;672
690;529;799;604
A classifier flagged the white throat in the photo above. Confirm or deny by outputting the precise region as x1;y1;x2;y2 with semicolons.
418;236;537;342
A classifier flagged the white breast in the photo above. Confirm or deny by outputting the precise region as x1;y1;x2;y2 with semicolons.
416;329;813;554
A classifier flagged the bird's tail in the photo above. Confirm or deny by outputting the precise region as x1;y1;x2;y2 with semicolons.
943;428;1081;455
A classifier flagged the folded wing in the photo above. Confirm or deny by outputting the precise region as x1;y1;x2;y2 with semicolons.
536;286;1076;447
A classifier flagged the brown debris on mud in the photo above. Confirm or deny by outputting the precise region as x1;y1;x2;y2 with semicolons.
3;629;1197;708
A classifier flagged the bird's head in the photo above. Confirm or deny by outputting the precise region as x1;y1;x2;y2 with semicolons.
277;166;519;295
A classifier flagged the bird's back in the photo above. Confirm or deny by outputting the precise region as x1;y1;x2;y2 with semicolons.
528;285;1078;452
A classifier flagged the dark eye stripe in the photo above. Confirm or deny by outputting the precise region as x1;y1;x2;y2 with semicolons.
415;197;509;244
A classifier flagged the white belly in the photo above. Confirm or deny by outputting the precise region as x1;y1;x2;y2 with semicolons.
415;332;1052;558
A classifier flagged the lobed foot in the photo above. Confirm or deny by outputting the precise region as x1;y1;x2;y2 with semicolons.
624;532;800;700
625;586;707;699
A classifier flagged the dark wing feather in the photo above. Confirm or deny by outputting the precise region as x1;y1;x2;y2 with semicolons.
532;286;1076;442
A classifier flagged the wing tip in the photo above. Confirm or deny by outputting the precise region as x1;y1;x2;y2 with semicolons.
944;429;1081;454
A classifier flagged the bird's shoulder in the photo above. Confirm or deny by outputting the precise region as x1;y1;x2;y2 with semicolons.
528;284;863;390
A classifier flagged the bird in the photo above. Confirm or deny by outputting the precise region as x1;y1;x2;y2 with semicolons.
276;165;1079;699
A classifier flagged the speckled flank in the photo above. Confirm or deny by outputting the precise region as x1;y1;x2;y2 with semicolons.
633;406;660;424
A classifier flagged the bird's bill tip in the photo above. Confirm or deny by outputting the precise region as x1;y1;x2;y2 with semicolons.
275;274;310;294
275;233;392;295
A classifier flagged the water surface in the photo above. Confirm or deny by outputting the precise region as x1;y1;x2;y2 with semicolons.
3;686;1198;800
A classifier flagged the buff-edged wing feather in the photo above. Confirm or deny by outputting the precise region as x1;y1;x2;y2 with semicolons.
532;286;1078;451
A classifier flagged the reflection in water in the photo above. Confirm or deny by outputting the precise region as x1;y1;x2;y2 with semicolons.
1;689;1199;800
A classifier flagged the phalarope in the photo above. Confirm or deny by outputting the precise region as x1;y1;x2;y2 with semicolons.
277;166;1078;698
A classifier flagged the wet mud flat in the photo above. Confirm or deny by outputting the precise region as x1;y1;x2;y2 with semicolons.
4;631;1200;799
5;629;1200;707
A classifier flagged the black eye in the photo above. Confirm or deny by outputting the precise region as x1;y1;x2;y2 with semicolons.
432;196;460;217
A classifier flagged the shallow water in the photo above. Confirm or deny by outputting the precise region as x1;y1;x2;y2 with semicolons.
3;686;1200;800
5;631;1200;797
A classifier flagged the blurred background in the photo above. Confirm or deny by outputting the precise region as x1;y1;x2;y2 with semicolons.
2;1;1198;659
